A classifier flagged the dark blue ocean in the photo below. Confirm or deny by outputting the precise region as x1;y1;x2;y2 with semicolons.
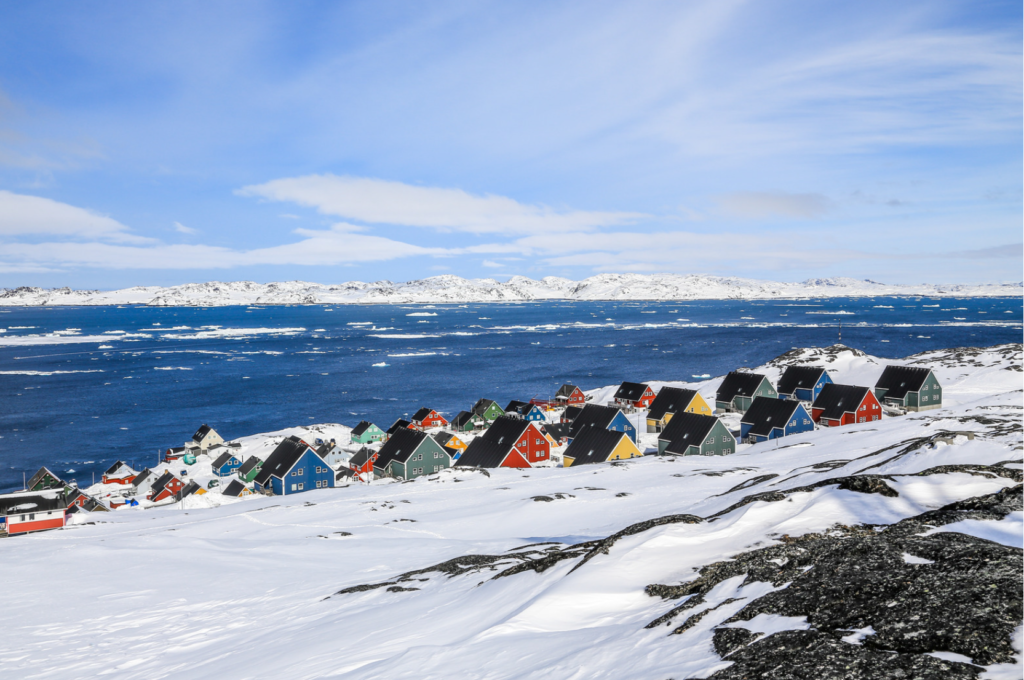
1;297;1020;491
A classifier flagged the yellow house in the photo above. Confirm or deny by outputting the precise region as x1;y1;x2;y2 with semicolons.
563;428;643;467
646;387;711;433
433;432;467;453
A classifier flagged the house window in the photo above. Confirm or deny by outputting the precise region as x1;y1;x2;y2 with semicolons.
291;484;297;491
708;437;715;444
872;416;879;421
859;417;865;423
291;471;296;476
433;466;440;473
298;483;304;490
860;405;866;411
539;450;546;457
413;467;422;475
722;448;731;454
804;419;810;425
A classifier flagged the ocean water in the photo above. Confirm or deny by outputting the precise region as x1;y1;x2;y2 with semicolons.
1;297;1020;492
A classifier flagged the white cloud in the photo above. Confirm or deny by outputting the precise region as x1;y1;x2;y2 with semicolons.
237;175;646;234
174;221;198;234
481;260;504;268
0;191;151;243
716;192;832;219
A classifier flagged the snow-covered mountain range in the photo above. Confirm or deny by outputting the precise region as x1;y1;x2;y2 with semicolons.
2;274;1020;306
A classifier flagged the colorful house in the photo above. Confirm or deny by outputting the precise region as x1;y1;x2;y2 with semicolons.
612;382;656;409
132;469;158;497
148;472;185;503
645;387;712;433
0;491;68;535
563;428;642;467
542;422;571;445
410;407;449;430
26;466;64;492
777;366;833;404
211;451;243;477
504;400;547;422
451;410;486;432
191;424;225;452
740;397;815;443
348;447;380;477
657;413;736;456
66;488;109;513
715;372;778;414
874;366;942;412
350;421;386;445
456;417;551;469
102;461;137;485
432;432;467;459
373;428;452;480
811;385;882;427
554;384;586;406
238;456;264;483
471;398;505;424
220;479;252;498
315;442;349;468
567;404;637;444
253;436;336;495
175;480;205;501
385;419;412;440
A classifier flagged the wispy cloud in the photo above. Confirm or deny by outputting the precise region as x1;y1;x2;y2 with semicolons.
173;221;198;235
716;192;832;219
0;191;152;244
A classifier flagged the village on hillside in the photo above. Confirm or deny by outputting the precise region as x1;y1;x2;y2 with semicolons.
0;345;948;536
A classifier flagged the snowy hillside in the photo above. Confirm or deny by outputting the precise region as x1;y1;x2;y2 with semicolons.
0;344;1020;679
1;273;1020;306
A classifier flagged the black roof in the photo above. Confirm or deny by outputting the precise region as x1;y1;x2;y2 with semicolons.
176;480;202;501
452;411;477;428
254;436;318;485
472;398;501;416
67;489;108;512
613;381;650;401
565;427;629;466
132;468;154;488
387;419;411;435
741;397;803;437
812;384;871;420
103;460;128;476
149;471;178;497
192;424;213;442
659;412;720;455
777;366;828;396
568;404;621;439
717;372;771;402
211;452;238;469
411;407;434;422
456;417;532;468
556;384;580;398
874;365;933;399
350;420;376;437
336;468;356;480
646;387;700;421
0;490;67;515
542;422;571;441
562;405;584;423
221;479;247;497
238;456;262;476
504;400;532;415
432;432;456;447
375;427;431;468
167;446;185;454
27;466;62;490
348;447;377;468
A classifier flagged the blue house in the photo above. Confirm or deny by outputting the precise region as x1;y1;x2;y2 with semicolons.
505;400;547;423
740;397;815;443
253;436;335;495
777;366;833;404
211;452;243;477
566;404;637;444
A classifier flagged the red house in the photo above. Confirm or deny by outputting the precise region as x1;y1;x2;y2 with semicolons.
613;382;656;409
147;472;184;502
555;384;586;406
0;491;68;535
455;417;551;469
409;408;449;430
811;384;882;427
102;461;137;485
348;447;379;476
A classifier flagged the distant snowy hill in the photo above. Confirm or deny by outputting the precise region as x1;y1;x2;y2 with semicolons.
1;273;1020;306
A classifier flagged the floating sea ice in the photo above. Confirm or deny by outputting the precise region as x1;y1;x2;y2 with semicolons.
372;362;389;367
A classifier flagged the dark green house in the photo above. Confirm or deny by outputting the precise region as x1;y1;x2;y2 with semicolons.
373;428;452;480
451;410;485;432
27;467;64;491
471;398;505;424
657;412;737;456
715;372;778;414
874;366;942;411
238;456;264;483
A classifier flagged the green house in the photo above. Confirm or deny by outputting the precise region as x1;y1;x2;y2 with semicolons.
451;410;486;432
471;398;505;424
715;372;778;414
238;456;264;483
27;466;64;491
657;413;737;456
874;366;942;412
373;427;452;481
350;421;386;445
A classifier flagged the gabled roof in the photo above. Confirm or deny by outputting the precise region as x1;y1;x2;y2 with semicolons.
565;428;629;466
27;466;62;490
562;406;584;423
0;490;67;515
132;469;154;488
717;372;771;402
221;479;248;497
556;383;581;398
411;407;435;422
350;420;378;437
567;404;621;439
812;384;871;420
472;398;501;416
659;412;720;454
103;460;133;477
254;436;316;486
874;365;933;399
646;387;700;421
613;381;651;401
336;468;356;481
777;366;828;395
149;471;179;497
741;397;803;437
211;452;238;469
176;480;202;501
504;400;532;415
166;446;186;454
387;419;411;436
375;427;432;468
455;416;531;468
542;422;571;441
192;424;214;442
432;432;456;447
67;489;108;512
238;456;262;476
348;447;377;468
452;411;480;428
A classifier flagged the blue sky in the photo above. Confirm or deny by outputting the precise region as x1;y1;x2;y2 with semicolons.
0;0;1020;288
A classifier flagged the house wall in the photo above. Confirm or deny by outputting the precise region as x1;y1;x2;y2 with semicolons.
6;510;65;534
399;439;451;480
784;405;815;436
279;450;335;494
647;394;713;433
608;436;642;460
608;411;637;443
699;420;736;456
214;457;242;477
500;449;531;468
915;372;942;411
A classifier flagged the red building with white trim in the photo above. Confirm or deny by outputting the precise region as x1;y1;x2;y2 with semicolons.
811;384;882;427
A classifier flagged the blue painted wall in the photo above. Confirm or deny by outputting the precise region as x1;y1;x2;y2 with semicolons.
213;456;242;477
270;449;335;495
